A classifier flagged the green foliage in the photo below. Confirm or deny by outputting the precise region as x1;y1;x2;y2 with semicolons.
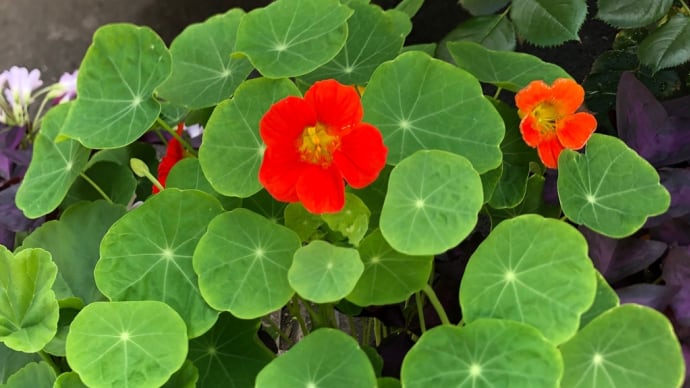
597;0;674;28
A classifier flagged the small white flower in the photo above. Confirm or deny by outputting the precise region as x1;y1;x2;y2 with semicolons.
0;66;43;126
184;123;204;138
53;70;78;104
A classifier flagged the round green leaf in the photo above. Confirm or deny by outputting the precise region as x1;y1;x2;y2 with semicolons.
0;247;58;353
288;241;364;303
401;320;562;387
235;0;353;78
558;134;670;238
16;103;89;219
300;0;411;85
199;77;300;197
157;9;253;108
639;15;690;72
284;202;325;242
321;192;371;246
95;189;224;337
2;362;56;388
560;304;684;388
580;271;619;328
597;0;674;29
460;214;596;344
362;51;503;172
54;372;87;388
189;313;274;387
379;150;483;256
255;328;376;388
0;343;41;383
20;201;125;305
60;24;172;148
448;41;571;92
166;158;241;210
347;229;433;306
510;0;586;46
65;301;188;388
194;208;301;319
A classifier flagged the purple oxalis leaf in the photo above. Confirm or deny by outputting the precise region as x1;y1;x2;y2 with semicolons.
616;71;690;167
647;168;690;227
616;283;679;311
580;226;667;284
663;246;690;328
0;184;43;231
650;217;690;246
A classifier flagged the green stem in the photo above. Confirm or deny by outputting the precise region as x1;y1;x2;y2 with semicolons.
363;318;372;345
156;117;196;156
492;86;503;100
415;291;427;333
347;314;357;340
289;295;309;336
373;318;382;346
79;172;113;203
38;351;60;375
31;94;53;130
679;0;690;14
422;284;451;326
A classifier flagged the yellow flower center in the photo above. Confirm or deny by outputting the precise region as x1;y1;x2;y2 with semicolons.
532;102;560;135
298;123;339;166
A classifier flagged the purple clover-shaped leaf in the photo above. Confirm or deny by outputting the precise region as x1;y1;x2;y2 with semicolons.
580;226;667;284
663;246;690;328
616;71;690;167
647;168;690;227
616;283;679;311
650;217;690;246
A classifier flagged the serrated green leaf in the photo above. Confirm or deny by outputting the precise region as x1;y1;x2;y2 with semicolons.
510;0;586;46
235;0;353;78
157;9;253;108
0;247;58;353
198;77;300;197
639;15;690;72
558;134;670;238
65;301;187;388
459;0;510;15
60;24;171;148
362;51;504;172
448;41;572;91
596;0;673;29
460;214;596;344
300;0;411;85
15;103;89;219
437;14;516;62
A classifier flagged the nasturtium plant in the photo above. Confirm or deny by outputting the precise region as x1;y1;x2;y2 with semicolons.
3;0;686;386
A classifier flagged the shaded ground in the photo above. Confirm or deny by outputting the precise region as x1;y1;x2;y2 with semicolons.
1;0;615;83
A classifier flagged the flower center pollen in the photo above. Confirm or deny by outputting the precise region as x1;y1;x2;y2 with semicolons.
298;123;339;166
532;102;560;135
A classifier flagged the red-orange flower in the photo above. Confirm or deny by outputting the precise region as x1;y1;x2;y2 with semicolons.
153;122;185;194
515;78;597;169
259;79;387;214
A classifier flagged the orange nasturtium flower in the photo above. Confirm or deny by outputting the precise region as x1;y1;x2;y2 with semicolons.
152;122;185;194
259;79;388;214
515;78;597;169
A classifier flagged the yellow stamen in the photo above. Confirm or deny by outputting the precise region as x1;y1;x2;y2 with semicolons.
532;102;560;134
298;123;339;166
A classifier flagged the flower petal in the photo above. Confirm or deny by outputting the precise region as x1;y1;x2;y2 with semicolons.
537;138;564;169
304;79;362;132
333;123;388;188
259;147;303;202
515;80;550;116
296;164;345;214
260;96;315;148
557;112;597;149
519;114;543;148
550;78;585;115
